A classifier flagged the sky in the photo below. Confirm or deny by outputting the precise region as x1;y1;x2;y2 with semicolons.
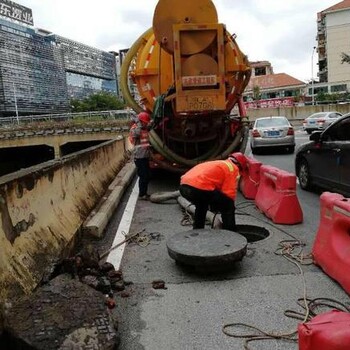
18;0;339;83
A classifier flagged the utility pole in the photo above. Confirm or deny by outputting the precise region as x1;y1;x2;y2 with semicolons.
311;46;316;106
12;82;19;124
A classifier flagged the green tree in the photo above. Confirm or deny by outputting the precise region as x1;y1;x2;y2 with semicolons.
253;85;261;100
293;90;302;103
70;92;125;112
316;91;326;102
316;92;341;103
70;98;86;112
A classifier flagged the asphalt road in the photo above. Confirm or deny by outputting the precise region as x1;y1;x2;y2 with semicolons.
106;128;350;350
245;126;310;172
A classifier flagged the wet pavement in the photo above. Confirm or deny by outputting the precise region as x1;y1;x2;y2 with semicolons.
107;172;350;350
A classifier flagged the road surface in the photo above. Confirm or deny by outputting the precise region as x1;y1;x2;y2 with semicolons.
105;128;349;350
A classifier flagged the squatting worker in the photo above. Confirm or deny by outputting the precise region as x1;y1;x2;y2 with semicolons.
129;111;152;200
179;153;247;231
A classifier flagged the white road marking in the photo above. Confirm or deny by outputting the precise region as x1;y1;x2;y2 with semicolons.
107;180;139;270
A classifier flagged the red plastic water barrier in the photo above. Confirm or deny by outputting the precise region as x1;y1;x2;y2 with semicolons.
254;165;303;224
239;157;262;200
298;310;350;350
312;192;350;294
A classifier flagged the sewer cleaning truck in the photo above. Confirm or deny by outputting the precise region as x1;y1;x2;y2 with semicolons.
120;0;251;172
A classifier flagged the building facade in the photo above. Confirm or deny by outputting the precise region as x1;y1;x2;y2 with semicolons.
250;61;274;77
243;61;306;109
308;0;350;99
244;1;350;108
55;36;117;100
317;0;350;84
0;18;69;116
0;2;118;117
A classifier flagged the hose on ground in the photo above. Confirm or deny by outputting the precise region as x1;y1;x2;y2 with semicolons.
177;195;222;229
149;191;180;203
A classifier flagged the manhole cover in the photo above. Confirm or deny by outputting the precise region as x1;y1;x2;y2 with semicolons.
236;224;270;243
166;228;247;271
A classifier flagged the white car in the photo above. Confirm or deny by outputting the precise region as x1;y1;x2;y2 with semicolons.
303;111;342;134
250;116;295;154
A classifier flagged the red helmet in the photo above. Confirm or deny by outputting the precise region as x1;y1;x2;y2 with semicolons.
138;112;151;124
229;152;247;170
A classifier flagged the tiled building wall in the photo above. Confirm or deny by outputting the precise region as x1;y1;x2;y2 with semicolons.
0;18;69;115
55;36;117;100
0;18;118;117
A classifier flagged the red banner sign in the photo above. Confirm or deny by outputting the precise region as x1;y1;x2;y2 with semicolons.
245;97;294;109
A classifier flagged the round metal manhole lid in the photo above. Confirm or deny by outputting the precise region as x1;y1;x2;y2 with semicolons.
166;229;247;268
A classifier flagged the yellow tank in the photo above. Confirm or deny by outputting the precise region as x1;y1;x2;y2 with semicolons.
121;0;251;171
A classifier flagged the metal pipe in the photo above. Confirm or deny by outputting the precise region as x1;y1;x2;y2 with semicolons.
311;46;316;106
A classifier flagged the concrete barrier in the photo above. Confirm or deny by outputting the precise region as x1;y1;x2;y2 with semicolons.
246;103;350;124
0;136;129;305
82;161;136;238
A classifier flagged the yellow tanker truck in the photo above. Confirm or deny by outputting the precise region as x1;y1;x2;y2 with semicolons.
120;0;251;172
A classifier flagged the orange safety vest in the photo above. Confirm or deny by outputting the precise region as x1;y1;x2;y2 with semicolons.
129;124;150;148
180;160;240;200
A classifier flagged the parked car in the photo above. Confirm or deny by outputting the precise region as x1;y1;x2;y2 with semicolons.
250;116;295;154
303;111;342;134
295;113;350;196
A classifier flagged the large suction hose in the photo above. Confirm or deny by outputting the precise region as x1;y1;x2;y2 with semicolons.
120;28;153;113
120;28;249;168
149;127;244;167
149;121;232;164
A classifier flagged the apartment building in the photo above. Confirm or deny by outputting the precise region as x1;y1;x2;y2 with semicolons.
317;0;350;84
309;0;350;98
244;0;350;108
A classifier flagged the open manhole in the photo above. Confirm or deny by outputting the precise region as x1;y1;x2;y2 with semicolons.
236;224;270;243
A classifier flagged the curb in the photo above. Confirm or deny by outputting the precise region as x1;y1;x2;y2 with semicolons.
83;161;136;238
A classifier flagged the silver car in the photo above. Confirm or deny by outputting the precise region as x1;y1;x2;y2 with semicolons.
250;116;295;154
303;111;342;134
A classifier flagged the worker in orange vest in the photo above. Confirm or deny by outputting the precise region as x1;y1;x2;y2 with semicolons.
129;111;152;200
179;152;247;231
